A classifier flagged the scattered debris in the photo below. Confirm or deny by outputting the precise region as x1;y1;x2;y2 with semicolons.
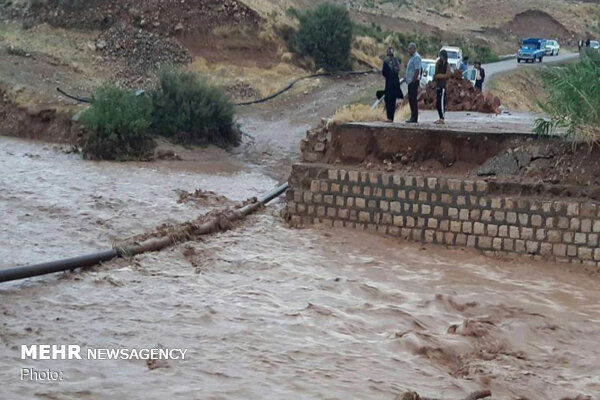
175;189;230;207
227;82;260;102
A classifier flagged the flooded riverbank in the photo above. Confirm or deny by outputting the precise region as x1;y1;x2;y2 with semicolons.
1;75;599;400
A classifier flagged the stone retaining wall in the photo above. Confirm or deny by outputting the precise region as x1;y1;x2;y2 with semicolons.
286;164;600;267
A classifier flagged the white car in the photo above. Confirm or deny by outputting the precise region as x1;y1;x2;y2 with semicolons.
462;68;477;86
591;41;600;50
440;46;463;72
545;40;560;56
419;58;437;88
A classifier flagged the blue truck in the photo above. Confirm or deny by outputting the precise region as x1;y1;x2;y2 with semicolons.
517;38;547;63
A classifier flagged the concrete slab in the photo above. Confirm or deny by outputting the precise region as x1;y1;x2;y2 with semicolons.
348;110;566;138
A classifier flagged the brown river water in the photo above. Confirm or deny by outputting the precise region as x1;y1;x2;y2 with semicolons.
1;78;600;400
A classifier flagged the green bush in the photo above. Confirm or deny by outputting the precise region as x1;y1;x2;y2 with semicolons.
534;52;600;143
80;85;155;160
291;3;353;71
151;70;239;146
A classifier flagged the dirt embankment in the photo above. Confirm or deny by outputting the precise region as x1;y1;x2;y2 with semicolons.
487;68;548;113
503;10;575;43
0;89;81;144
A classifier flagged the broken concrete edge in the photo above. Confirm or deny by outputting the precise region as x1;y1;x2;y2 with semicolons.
302;121;568;166
344;122;566;139
285;163;600;269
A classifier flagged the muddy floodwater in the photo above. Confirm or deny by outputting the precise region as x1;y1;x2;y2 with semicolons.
1;80;600;400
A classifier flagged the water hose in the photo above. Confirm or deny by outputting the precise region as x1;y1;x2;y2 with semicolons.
0;183;288;284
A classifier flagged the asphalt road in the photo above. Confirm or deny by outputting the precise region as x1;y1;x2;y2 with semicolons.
483;52;580;83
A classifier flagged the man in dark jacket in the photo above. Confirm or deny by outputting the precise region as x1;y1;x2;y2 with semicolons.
474;61;486;91
382;46;401;122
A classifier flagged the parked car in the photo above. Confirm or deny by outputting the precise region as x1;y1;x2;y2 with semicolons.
590;40;600;50
517;38;547;63
545;40;560;56
440;46;463;72
462;68;477;86
419;58;437;88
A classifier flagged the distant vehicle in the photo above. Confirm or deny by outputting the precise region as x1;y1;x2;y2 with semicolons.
517;38;547;63
440;46;463;72
545;40;560;56
590;41;600;50
420;58;437;88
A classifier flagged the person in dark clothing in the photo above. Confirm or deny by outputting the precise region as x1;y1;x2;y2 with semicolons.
474;61;485;91
433;50;451;125
382;46;401;122
586;38;591;47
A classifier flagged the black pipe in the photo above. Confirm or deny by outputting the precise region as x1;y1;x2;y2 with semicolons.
56;70;377;107
0;250;117;283
0;183;288;284
56;87;92;103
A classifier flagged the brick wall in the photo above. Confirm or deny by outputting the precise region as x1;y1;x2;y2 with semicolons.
286;164;600;267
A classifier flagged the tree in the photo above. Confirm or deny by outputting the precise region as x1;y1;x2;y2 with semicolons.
294;3;353;71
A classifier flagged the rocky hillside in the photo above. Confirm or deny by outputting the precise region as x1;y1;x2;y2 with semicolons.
0;0;598;110
245;0;600;52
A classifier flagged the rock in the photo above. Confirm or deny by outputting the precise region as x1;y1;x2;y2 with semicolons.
530;144;554;159
585;187;600;202
156;149;181;160
513;149;532;168
304;152;318;162
314;143;326;152
128;7;142;18
280;52;293;62
96;40;107;50
478;154;520;176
